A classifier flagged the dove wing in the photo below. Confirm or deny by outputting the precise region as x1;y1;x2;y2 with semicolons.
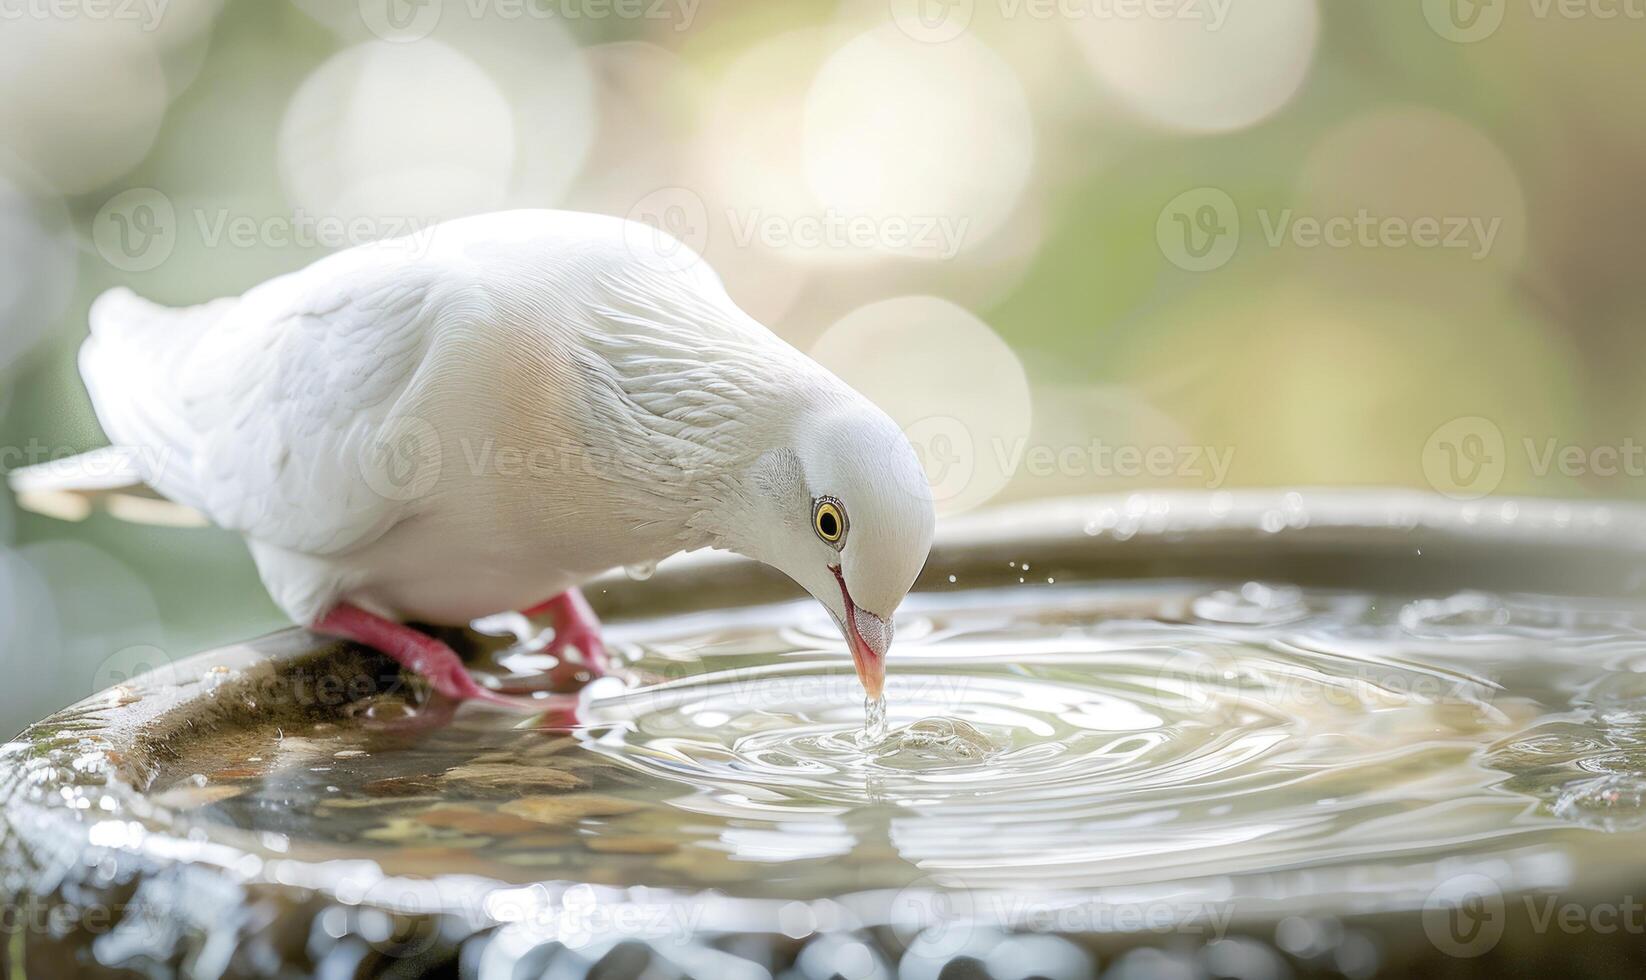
83;252;471;557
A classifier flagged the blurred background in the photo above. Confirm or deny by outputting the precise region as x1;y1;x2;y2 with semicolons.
0;0;1640;735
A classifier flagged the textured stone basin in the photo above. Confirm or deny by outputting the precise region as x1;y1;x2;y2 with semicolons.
5;491;1646;979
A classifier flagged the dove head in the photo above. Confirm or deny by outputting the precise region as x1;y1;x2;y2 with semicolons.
728;401;935;701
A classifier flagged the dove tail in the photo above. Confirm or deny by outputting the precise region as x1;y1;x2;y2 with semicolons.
79;287;209;482
89;286;173;338
8;287;224;526
6;447;206;526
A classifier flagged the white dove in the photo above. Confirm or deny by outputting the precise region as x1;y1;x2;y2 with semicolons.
11;210;935;708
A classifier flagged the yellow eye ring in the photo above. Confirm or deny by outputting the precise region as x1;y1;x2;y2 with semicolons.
813;498;846;545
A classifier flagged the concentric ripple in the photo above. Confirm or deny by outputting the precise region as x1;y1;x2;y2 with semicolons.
583;650;1301;811
559;584;1626;889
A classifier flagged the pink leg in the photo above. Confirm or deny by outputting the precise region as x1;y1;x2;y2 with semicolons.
523;588;610;678
314;604;562;712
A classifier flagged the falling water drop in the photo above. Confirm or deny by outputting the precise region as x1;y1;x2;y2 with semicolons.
624;561;657;581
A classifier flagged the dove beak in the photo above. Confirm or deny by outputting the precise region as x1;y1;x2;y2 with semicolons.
831;565;890;701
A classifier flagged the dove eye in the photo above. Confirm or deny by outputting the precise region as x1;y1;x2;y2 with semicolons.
813;497;847;546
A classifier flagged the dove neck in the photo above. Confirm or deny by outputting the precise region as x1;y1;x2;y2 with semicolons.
584;339;857;560
681;389;863;561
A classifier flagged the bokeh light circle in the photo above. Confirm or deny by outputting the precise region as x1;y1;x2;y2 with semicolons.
810;296;1031;515
803;25;1034;257
0;549;57;694
688;28;837;323
0;168;76;376
573;43;703;218
1294;107;1527;294
285;0;595;213
1297;107;1527;273
280;40;516;221
1072;0;1319;133
20;541;163;701
0;19;170;194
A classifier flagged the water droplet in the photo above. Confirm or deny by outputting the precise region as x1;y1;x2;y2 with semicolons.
1554;774;1646;832
1192;582;1308;625
1399;592;1511;637
863;717;1001;768
624;561;657;581
202;664;237;693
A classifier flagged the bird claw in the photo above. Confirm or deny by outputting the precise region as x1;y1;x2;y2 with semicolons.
428;660;547;712
522;588;611;685
548;628;609;678
315;602;565;715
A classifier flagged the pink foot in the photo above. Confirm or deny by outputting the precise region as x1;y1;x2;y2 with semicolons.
314;603;569;713
523;588;610;682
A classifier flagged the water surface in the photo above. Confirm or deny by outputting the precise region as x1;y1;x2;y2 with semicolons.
156;580;1646;903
